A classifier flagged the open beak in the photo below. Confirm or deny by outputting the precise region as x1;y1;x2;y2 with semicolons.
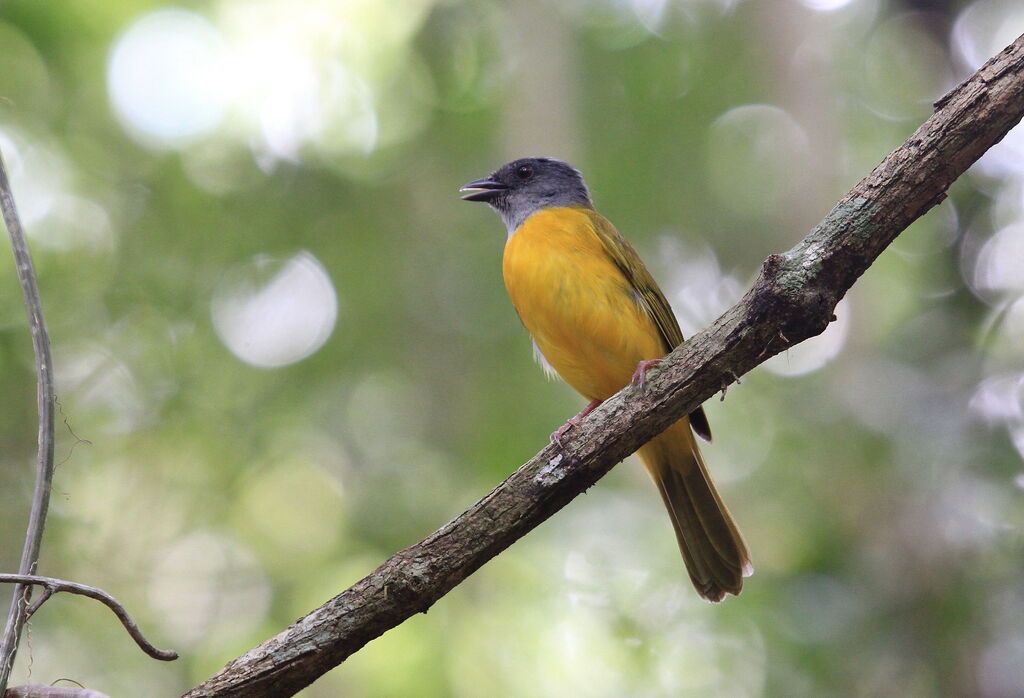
460;178;509;202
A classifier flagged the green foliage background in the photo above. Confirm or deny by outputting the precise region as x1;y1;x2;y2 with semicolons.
1;0;1023;695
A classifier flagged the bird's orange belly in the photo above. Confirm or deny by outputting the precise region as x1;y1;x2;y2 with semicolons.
503;209;666;402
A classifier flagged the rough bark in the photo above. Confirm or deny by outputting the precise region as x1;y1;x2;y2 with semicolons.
184;33;1024;698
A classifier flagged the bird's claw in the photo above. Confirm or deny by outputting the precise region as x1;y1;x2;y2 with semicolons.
549;399;603;449
550;422;575;449
630;359;663;390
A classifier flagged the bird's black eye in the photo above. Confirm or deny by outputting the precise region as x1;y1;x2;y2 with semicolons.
516;164;534;179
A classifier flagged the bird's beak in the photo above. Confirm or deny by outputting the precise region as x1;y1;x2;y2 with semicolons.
460;178;508;202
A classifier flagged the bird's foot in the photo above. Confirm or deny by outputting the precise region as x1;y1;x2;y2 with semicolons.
630;359;663;391
550;399;602;448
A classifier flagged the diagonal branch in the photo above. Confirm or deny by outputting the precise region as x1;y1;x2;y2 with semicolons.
0;150;58;692
185;33;1024;698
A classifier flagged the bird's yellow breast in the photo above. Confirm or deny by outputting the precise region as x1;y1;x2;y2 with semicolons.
502;206;666;402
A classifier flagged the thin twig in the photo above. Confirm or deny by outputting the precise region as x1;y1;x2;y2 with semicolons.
184;33;1024;698
5;683;110;697
0;575;176;662
0;151;57;692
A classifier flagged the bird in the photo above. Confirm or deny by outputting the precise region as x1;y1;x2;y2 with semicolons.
461;157;752;601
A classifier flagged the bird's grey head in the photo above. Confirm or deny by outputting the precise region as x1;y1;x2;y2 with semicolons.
460;157;592;233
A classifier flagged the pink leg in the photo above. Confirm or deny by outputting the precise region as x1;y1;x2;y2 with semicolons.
630;358;663;390
550;399;602;447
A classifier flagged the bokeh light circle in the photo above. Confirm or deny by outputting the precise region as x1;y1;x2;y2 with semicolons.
212;251;338;368
974;223;1024;296
107;9;229;148
707;104;810;217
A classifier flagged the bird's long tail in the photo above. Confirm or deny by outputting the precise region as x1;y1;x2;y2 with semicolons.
638;420;752;602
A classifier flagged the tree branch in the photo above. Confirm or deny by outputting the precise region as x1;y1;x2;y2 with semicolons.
185;34;1024;698
0;150;58;692
0;575;177;663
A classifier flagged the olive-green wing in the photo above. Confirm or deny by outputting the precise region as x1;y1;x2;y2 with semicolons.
588;212;683;350
587;210;712;442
